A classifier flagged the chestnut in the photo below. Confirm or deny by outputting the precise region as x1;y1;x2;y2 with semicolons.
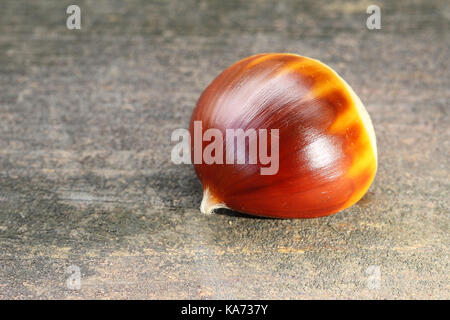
190;53;377;218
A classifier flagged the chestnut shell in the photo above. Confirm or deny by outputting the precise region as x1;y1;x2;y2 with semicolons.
190;53;377;218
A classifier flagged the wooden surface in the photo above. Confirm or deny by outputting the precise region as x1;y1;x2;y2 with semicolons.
0;0;449;299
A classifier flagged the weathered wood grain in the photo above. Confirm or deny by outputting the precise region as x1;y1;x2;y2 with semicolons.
0;0;448;299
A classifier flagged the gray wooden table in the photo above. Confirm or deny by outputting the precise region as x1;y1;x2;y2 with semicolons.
0;0;448;299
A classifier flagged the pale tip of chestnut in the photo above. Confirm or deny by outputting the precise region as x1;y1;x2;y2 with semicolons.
200;188;227;214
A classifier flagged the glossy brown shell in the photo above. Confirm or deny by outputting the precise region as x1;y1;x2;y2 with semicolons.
190;53;377;218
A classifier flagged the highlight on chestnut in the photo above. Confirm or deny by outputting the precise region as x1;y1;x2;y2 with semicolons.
185;53;377;219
